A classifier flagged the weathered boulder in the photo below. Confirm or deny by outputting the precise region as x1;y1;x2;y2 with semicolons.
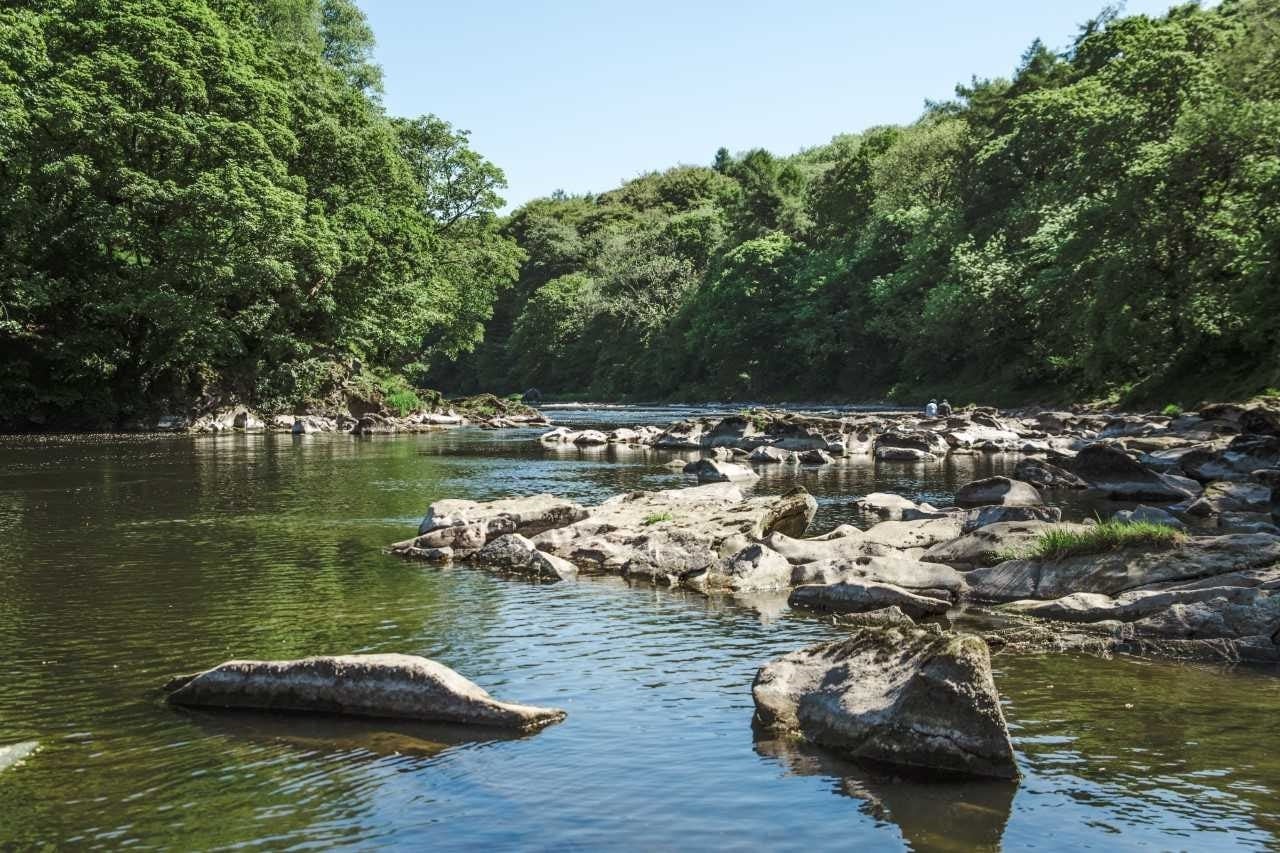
788;581;951;620
573;430;609;446
355;414;396;435
763;529;889;564
789;554;965;596
539;427;578;444
1200;481;1272;514
683;458;760;483
530;484;817;583
417;494;588;538
832;606;916;628
798;448;834;465
748;445;800;464
752;628;1018;779
966;534;1280;602
875;431;948;461
653;420;706;449
474;534;578;581
862;517;964;550
683;542;793;593
1014;458;1087;490
960;505;1062;533
165;655;566;731
954;477;1043;508
1071;443;1200;501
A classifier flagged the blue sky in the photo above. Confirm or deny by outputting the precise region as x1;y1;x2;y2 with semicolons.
362;0;1198;210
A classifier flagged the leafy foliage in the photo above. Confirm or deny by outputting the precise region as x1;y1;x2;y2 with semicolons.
435;0;1280;405
0;0;516;427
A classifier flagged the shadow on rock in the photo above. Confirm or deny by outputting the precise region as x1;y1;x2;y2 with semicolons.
754;734;1018;852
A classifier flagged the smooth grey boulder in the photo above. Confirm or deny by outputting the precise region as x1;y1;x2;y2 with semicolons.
165;655;566;731
1200;481;1272;514
960;504;1062;533
1071;444;1199;501
954;477;1043;508
474;534;578;581
966;534;1280;602
788;580;951;620
684;458;760;483
875;446;936;462
752;628;1018;779
798;448;834;465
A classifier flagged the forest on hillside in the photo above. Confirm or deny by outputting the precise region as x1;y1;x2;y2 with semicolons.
435;0;1280;407
2;1;1279;428
0;0;518;428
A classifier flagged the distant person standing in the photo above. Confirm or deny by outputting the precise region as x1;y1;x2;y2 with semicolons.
925;399;938;418
938;398;953;417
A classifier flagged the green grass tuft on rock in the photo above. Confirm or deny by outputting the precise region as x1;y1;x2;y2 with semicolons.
642;512;674;526
1025;520;1185;560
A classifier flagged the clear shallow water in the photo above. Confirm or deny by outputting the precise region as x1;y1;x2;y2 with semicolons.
0;409;1277;850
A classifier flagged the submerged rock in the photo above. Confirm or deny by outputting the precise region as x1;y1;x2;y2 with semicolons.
0;740;38;774
165;655;566;731
752;628;1018;779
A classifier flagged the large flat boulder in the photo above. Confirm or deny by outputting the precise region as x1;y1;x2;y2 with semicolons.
761;529;891;564
683;542;792;593
417;494;588;538
165;655;566;731
474;534;578;581
966;534;1280;602
752;628;1018;779
530;484;817;583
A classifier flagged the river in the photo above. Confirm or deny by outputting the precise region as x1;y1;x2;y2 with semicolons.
1;406;1276;850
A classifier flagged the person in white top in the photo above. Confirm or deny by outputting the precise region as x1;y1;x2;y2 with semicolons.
925;399;938;418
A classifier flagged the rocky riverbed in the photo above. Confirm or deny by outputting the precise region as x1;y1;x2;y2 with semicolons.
387;397;1280;777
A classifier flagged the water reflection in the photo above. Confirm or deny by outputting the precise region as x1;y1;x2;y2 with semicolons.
754;735;1017;852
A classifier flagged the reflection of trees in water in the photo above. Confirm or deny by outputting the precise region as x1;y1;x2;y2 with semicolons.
754;734;1017;852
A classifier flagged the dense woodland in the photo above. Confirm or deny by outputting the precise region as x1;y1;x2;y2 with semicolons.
438;0;1280;407
0;0;518;427
2;1;1279;427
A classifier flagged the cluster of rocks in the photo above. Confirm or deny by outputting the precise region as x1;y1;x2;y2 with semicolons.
170;398;550;435
377;398;1280;779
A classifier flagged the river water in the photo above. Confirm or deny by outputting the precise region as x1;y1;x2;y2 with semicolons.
1;406;1277;850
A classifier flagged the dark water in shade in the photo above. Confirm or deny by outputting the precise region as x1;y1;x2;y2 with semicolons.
0;406;1277;850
